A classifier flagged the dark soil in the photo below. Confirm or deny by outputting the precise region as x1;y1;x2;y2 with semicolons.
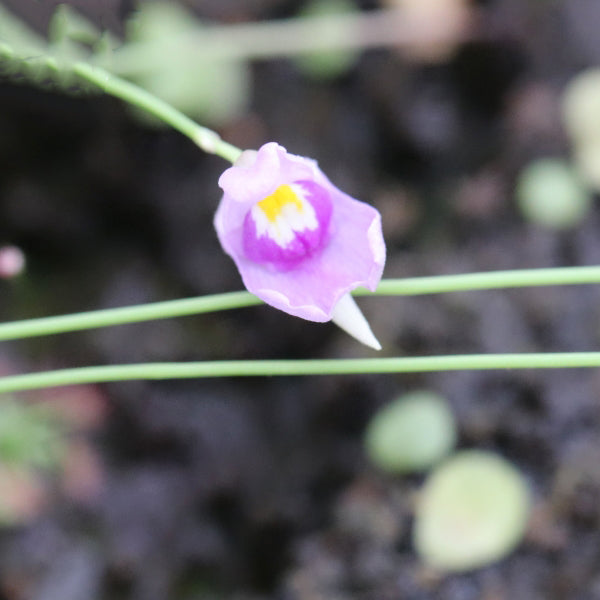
1;1;600;599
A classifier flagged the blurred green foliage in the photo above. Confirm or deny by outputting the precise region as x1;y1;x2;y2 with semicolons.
125;2;250;126
364;390;456;473
563;69;600;192
414;450;530;572
293;0;360;79
0;397;65;471
516;158;591;229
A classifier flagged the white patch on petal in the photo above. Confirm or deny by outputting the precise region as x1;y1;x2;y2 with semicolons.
250;184;319;248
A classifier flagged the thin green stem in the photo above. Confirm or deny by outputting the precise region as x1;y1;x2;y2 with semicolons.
369;265;600;295
0;292;260;341
72;62;242;163
0;29;242;162
2;353;600;392
1;266;599;342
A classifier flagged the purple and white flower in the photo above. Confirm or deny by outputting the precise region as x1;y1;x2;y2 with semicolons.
214;142;386;348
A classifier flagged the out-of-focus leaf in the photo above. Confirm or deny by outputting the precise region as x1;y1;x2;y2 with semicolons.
124;2;249;126
293;0;360;79
364;390;456;474
516;158;591;229
414;450;531;572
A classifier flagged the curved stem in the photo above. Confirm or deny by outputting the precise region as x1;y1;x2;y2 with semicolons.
72;62;242;163
1;266;600;342
1;353;600;392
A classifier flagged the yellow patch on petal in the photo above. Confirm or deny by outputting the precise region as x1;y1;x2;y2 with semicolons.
249;182;320;248
257;185;303;222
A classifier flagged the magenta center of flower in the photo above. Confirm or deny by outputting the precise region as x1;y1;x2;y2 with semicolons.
242;179;333;271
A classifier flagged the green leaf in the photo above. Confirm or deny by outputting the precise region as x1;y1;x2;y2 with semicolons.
124;2;249;125
414;450;530;572
364;390;456;473
516;158;591;229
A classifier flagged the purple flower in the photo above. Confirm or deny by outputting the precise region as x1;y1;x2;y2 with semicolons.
214;142;386;326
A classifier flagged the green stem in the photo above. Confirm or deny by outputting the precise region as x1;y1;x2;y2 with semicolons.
2;353;600;392
1;266;600;342
370;265;600;295
0;37;243;163
72;62;242;163
0;292;260;341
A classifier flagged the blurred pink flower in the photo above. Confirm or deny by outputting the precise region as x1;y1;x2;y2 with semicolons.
214;142;386;324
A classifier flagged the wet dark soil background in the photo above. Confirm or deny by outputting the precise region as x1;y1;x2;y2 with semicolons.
2;0;600;598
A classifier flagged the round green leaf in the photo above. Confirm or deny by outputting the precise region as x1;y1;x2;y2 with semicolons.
414;450;531;572
562;69;600;145
365;391;456;473
516;158;591;229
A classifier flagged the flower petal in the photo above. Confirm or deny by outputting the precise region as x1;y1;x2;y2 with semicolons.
214;142;386;322
218;142;316;208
